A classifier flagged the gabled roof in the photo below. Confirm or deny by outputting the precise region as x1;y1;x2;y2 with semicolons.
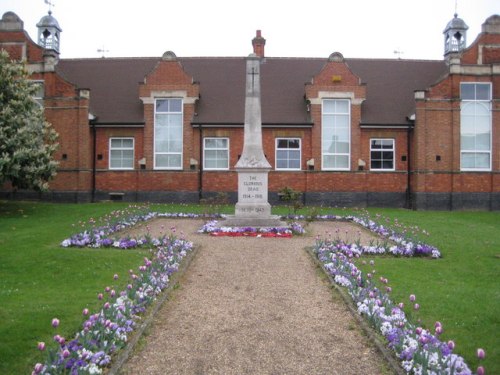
56;56;447;126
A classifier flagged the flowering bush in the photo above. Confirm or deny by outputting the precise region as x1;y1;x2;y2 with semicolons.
314;240;476;374
33;234;193;374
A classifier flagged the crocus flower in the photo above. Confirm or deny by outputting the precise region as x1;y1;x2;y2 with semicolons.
477;366;485;375
113;274;119;280
98;293;103;300
51;318;59;328
447;340;455;350
414;303;420;310
33;363;44;373
409;294;416;302
477;348;486;359
82;308;89;316
37;342;45;351
62;349;70;358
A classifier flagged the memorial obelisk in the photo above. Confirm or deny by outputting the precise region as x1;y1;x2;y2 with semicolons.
223;53;285;227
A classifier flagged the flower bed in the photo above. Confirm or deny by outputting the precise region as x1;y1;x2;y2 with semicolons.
198;220;305;237
33;235;194;374
313;238;484;374
285;213;441;258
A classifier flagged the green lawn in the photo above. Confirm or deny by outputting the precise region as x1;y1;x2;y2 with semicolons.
0;202;498;374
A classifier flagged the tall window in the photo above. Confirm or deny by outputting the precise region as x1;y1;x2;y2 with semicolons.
109;138;134;170
275;138;301;170
204;138;229;170
154;98;183;169
460;83;492;171
370;139;395;171
322;99;350;170
31;81;44;107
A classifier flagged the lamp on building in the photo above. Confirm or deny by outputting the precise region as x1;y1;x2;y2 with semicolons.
138;158;146;170
190;158;198;170
358;159;366;171
307;158;314;170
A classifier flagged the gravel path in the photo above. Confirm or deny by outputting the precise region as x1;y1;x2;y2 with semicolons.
121;219;392;374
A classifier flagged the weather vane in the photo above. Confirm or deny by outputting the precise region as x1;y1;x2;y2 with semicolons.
97;46;110;58
44;0;55;13
393;48;404;59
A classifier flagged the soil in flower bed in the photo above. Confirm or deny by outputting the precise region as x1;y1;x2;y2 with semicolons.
123;218;383;245
120;219;392;374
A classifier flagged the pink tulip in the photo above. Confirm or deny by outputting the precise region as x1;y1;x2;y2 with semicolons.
97;293;103;300
477;366;485;375
62;349;70;358
409;294;416;302
414;303;420;310
447;340;455;350
34;363;43;373
51;318;59;328
82;308;89;316
477;348;486;359
37;342;45;351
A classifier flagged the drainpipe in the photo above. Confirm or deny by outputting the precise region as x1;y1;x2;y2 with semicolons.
198;125;203;201
406;124;413;209
91;120;97;203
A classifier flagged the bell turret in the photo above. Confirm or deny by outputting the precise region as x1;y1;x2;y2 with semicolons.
443;13;468;56
36;10;62;53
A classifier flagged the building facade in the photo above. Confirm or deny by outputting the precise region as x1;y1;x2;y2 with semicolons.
1;11;499;209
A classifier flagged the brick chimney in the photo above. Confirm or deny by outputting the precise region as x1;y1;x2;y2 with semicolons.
252;30;266;58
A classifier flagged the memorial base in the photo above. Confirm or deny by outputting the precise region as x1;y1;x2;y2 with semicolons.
220;214;287;228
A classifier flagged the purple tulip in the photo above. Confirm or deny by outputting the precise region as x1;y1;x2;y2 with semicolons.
398;302;404;309
477;348;486;359
477;366;485;375
33;363;43;374
435;325;443;335
409;294;416;302
37;342;45;351
113;274;119;280
414;303;420;310
447;340;455;350
51;318;60;328
415;327;423;335
82;308;89;316
98;293;103;300
110;289;116;297
62;349;70;358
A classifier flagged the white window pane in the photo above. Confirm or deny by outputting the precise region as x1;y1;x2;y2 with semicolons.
323;100;335;113
461;103;475;115
205;139;216;148
155;115;169;126
336;141;349;153
476;84;490;100
476;133;490;150
460;84;475;100
111;139;122;148
122;139;133;148
169;99;182;112
460;135;475;150
323;115;335;127
156;100;169;112
461;153;475;168
335;115;349;127
475;153;490;168
371;140;382;149
335;155;349;168
323;155;335;168
335;100;349;113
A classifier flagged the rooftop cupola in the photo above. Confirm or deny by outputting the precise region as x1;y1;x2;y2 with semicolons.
36;10;62;53
443;13;468;56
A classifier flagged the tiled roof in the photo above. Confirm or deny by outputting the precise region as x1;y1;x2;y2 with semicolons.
56;56;447;126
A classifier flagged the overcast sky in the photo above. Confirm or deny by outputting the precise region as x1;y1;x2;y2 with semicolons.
2;0;499;60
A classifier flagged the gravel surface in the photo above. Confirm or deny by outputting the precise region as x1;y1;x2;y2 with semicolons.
121;219;392;375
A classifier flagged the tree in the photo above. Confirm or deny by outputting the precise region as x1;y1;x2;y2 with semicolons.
0;50;58;191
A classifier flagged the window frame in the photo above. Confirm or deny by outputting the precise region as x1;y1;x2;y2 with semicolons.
460;82;492;171
30;80;44;107
109;137;135;170
370;138;395;171
203;137;230;170
321;98;351;171
154;98;183;170
275;138;302;171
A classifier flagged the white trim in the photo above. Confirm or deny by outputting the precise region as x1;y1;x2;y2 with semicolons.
460;83;492;171
275;138;302;171
369;138;395;171
321;98;351;171
109;137;134;170
154;98;184;170
203;137;230;170
141;90;198;104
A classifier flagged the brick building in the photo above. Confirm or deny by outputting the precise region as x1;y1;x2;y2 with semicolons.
1;11;499;209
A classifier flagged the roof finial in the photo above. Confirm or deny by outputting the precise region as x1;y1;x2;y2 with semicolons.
97;45;109;58
454;0;458;17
